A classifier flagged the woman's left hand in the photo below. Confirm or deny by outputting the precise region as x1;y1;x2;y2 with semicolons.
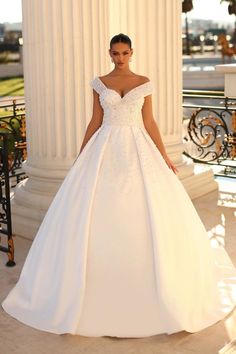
163;155;179;174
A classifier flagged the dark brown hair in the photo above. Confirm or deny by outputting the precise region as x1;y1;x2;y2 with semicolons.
110;33;132;49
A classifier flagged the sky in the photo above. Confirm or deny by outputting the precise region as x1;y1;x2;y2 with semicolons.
186;0;236;23
0;0;22;23
0;0;235;24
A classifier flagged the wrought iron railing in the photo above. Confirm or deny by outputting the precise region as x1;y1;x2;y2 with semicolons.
182;89;236;178
0;132;15;266
0;98;27;186
0;98;28;266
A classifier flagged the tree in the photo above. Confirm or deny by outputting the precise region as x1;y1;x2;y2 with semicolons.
220;0;236;14
220;0;236;27
220;0;236;47
182;0;193;55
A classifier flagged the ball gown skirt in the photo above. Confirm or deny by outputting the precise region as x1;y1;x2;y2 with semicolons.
2;77;236;337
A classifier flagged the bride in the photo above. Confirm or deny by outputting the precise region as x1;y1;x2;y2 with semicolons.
2;33;236;338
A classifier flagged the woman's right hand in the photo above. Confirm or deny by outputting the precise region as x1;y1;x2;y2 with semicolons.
163;155;179;174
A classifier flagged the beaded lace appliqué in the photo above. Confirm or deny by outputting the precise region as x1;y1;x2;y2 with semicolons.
90;77;153;127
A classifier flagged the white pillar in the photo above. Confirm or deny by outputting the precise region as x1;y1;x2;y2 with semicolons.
15;0;217;240
12;0;110;239
108;0;218;198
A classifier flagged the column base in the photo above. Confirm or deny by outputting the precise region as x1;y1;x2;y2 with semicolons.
181;167;218;200
177;157;218;199
11;200;43;241
166;142;218;199
11;165;64;240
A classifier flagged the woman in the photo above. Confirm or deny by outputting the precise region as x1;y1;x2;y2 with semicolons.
2;33;236;338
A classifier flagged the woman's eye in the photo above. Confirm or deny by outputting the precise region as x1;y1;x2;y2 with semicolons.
112;53;129;55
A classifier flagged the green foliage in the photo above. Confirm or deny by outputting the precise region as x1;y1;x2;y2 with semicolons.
182;0;193;13
0;52;9;64
0;116;24;154
220;0;236;15
0;76;24;97
0;75;25;154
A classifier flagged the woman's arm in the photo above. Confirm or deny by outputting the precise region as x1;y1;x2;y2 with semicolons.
142;94;179;174
79;90;103;154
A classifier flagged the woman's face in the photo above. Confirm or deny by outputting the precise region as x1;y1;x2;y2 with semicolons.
109;42;133;68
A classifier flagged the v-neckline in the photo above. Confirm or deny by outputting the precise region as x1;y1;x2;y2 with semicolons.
97;76;150;99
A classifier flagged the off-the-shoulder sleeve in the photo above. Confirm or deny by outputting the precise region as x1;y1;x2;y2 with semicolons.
90;77;105;95
143;81;153;97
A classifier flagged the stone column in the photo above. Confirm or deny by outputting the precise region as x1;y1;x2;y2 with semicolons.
15;0;217;240
13;0;110;239
108;0;218;198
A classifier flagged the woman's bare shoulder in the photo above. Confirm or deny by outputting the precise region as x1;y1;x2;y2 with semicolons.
99;74;110;81
137;75;150;84
129;74;150;85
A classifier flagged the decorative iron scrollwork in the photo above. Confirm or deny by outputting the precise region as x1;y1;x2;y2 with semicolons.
183;90;236;178
0;114;27;175
0;133;15;266
0;98;28;266
184;108;231;162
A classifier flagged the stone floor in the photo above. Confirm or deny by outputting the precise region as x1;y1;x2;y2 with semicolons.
0;176;236;354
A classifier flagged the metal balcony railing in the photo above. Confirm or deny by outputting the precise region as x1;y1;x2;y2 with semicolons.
0;98;28;266
182;89;236;178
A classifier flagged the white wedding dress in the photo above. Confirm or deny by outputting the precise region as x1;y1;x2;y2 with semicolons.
2;77;236;338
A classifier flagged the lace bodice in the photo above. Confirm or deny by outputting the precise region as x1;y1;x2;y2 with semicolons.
90;77;153;127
